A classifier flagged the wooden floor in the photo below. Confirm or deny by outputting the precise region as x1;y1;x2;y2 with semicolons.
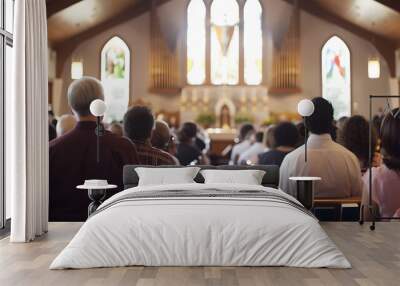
0;222;399;286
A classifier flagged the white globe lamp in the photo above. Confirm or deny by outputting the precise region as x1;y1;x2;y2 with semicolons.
90;99;107;117
297;99;315;162
297;99;315;117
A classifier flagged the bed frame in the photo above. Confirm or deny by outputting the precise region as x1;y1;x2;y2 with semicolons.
123;165;280;189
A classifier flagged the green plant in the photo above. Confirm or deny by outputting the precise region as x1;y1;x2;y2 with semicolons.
196;112;216;127
234;112;254;125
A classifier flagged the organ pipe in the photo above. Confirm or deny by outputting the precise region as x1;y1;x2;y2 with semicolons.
149;1;181;94
270;3;301;94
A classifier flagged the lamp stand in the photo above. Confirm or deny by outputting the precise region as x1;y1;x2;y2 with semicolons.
95;116;104;163
358;95;400;231
304;116;308;162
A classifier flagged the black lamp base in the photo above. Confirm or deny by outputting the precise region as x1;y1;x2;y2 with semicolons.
296;180;314;210
87;189;107;217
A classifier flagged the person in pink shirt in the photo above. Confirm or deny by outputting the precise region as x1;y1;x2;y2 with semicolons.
362;108;400;220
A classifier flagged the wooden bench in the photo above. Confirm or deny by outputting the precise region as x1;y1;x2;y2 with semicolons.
314;196;361;206
313;196;361;221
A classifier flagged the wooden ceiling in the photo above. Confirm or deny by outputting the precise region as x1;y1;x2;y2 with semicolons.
47;0;142;45
47;0;400;77
47;0;400;45
280;0;399;76
311;0;400;40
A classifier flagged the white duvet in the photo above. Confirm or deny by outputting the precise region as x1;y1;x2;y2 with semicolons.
50;183;351;269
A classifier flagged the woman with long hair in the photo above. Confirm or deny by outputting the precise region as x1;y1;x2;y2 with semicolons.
361;109;400;220
338;115;378;173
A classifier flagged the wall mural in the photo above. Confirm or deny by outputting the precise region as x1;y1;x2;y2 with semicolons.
101;36;130;123
322;35;351;119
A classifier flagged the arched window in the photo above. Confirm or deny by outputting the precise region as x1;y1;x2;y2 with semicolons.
321;36;351;119
100;36;130;123
186;0;264;86
210;0;239;85
187;0;206;85
244;0;262;85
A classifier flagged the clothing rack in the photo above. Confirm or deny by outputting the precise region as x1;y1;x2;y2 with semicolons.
359;95;400;230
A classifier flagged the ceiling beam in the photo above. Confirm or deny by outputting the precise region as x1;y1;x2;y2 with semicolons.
46;0;83;18
54;0;173;77
54;0;150;50
281;0;397;77
374;0;400;13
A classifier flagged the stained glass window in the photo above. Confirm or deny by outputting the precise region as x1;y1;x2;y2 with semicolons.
187;0;206;85
210;0;239;85
322;36;351;119
244;0;262;85
186;0;263;86
101;36;130;123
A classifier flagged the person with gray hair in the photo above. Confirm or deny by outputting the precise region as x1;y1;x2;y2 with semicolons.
67;76;105;117
49;76;139;222
56;114;77;137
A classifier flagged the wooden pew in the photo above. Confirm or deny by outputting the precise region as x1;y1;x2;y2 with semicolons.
313;196;361;221
314;196;361;206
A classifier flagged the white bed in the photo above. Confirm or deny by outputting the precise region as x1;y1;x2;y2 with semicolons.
50;183;350;269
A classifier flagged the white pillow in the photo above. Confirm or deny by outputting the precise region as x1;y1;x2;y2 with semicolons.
200;169;266;185
135;167;201;186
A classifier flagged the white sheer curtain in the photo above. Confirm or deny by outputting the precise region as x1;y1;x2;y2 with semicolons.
9;0;48;242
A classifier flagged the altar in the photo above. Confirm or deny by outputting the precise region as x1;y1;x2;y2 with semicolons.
205;128;237;160
180;86;270;128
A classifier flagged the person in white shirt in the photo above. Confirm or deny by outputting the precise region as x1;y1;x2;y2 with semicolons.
279;97;362;198
238;131;265;165
229;123;255;165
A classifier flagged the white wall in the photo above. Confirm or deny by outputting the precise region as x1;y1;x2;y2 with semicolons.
48;47;57;80
58;1;186;116
57;0;393;118
260;0;392;116
299;10;391;117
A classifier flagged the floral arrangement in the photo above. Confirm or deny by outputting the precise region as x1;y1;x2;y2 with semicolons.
234;112;254;125
196;112;216;128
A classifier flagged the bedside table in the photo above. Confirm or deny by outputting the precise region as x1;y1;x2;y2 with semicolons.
77;184;117;217
289;177;321;210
